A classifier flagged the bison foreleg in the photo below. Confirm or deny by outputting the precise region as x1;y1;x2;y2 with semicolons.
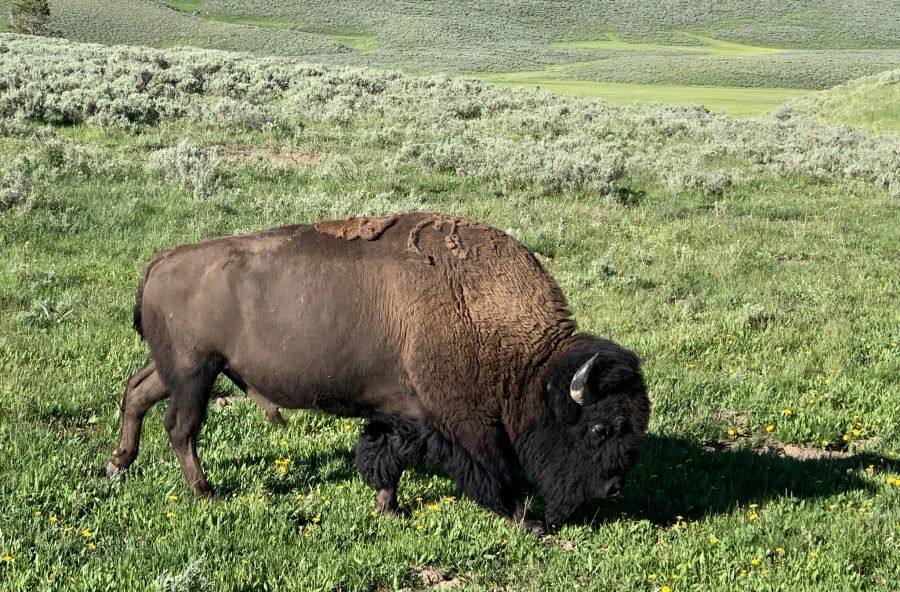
107;361;168;476
355;420;406;515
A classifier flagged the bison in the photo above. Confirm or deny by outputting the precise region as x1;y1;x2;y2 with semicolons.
107;212;650;529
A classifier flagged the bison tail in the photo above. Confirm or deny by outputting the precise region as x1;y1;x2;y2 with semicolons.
133;249;172;340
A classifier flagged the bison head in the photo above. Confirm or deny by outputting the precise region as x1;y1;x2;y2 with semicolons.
514;334;650;525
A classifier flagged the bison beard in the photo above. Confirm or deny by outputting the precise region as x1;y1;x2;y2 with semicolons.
108;212;650;530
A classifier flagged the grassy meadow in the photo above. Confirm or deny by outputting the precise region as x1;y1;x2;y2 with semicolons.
14;0;897;116
0;34;898;590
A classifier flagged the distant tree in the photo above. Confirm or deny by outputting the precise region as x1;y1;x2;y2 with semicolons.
6;0;51;35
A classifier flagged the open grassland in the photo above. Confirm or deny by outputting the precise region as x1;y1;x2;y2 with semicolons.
779;70;900;135
1;36;899;591
475;78;808;117
9;0;896;116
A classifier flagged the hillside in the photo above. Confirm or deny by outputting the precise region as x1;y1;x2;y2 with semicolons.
779;70;900;135
1;34;899;591
3;0;898;115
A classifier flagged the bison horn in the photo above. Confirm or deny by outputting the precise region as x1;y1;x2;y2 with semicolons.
570;353;600;406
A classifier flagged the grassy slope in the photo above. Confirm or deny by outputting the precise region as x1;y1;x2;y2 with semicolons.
476;77;807;117
36;0;900;116
783;71;900;134
1;36;899;591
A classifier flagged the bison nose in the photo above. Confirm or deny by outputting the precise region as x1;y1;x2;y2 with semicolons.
601;477;623;498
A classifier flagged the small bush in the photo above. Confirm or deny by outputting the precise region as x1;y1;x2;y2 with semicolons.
146;141;220;201
6;0;51;35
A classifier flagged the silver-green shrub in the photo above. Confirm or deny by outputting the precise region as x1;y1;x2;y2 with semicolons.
146;140;219;200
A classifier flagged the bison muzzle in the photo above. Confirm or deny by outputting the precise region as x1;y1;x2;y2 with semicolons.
108;212;650;529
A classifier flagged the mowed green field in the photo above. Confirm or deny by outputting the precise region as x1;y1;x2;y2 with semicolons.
23;0;900;117
1;36;899;591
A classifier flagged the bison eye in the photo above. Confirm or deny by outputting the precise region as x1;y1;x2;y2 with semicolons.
591;424;612;439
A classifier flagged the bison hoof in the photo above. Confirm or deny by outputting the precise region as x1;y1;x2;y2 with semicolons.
512;517;547;536
106;461;126;479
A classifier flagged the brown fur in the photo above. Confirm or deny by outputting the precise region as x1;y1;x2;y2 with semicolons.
110;212;649;527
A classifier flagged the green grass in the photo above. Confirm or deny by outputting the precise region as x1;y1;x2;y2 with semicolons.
2;119;898;590
476;75;809;116
784;71;900;134
553;31;785;56
165;0;203;12
329;34;378;53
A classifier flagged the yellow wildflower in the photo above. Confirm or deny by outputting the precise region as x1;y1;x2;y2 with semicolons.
427;503;441;511
748;513;758;521
661;585;671;592
865;465;874;474
809;551;818;558
415;524;424;531
166;512;174;519
782;408;793;417
500;538;508;545
776;547;785;554
1;555;13;563
311;516;320;524
824;377;831;385
87;542;96;551
82;529;94;538
750;559;761;567
34;511;42;517
842;434;850;442
727;428;736;437
708;535;719;544
765;424;775;433
343;424;353;431
851;428;861;437
647;573;657;581
168;495;178;502
821;439;830;447
323;499;331;506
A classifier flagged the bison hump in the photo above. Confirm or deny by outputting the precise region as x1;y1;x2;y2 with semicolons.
314;214;398;241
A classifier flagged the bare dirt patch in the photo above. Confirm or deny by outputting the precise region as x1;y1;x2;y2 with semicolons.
412;566;463;590
219;145;324;166
707;435;882;460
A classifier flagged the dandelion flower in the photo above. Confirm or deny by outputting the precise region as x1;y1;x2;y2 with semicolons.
842;434;850;442
661;585;671;592
776;547;785;554
865;465;874;474
727;428;736;437
343;424;352;431
647;573;657;581
751;559;761;567
809;551;818;558
500;538;508;545
168;495;178;502
1;555;13;563
323;500;331;506
748;513;758;521
415;524;424;531
765;424;775;433
821;439;830;447
34;511;42;517
87;542;96;551
311;516;320;524
851;428;861;437
708;535;719;544
782;408;793;417
166;512;174;519
81;530;94;538
427;503;441;511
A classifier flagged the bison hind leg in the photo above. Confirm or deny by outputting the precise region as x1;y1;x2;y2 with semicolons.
160;359;221;498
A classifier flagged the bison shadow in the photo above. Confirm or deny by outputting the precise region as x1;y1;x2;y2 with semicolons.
574;435;899;527
207;433;896;529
